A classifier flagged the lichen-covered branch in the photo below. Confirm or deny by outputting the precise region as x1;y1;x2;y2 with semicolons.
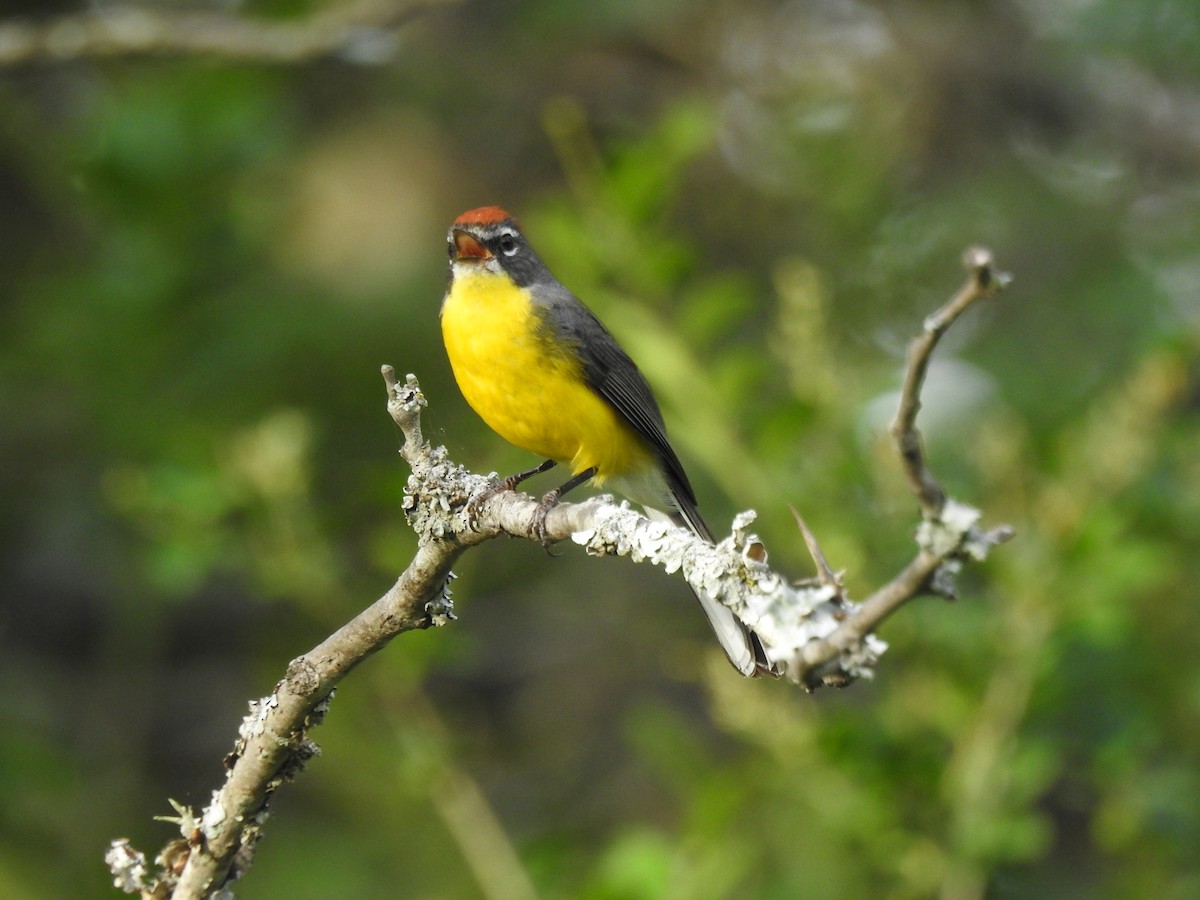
107;370;466;898
107;249;1014;896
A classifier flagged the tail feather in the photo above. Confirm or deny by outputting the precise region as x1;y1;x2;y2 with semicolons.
609;468;776;677
691;578;764;677
651;506;775;678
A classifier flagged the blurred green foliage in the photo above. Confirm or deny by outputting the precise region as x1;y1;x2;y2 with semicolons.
3;1;1200;898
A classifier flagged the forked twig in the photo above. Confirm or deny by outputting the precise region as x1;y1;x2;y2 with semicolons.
793;246;1014;680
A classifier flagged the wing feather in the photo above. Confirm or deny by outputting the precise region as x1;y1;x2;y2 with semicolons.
534;287;775;676
533;284;707;535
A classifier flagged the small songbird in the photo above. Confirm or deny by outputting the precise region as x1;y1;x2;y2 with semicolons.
440;206;772;677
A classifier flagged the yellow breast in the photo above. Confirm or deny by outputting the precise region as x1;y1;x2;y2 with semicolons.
440;270;652;482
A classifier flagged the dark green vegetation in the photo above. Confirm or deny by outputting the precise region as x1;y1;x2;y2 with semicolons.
3;1;1199;897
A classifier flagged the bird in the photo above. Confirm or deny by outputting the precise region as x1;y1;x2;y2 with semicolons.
439;206;773;677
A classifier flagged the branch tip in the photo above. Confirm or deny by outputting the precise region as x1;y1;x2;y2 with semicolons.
383;366;427;453
962;244;992;275
962;244;1012;294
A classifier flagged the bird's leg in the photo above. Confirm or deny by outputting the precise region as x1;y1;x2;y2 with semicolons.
465;458;557;526
497;458;559;492
531;466;597;544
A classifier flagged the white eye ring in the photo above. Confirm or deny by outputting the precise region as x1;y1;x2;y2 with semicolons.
498;232;519;256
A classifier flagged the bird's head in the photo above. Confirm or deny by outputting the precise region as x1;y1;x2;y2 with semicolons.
447;207;543;286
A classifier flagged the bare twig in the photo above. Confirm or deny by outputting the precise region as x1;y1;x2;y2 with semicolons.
0;0;459;67
891;246;1011;517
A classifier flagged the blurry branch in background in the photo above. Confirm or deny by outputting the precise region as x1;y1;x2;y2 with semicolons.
385;688;539;900
106;249;1013;897
0;0;459;67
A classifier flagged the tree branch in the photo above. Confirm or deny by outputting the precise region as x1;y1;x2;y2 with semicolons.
0;0;459;67
800;246;1016;676
107;249;1014;896
107;373;467;898
891;245;1012;517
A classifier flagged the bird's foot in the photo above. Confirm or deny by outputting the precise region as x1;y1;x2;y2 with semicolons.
464;474;521;529
464;459;558;530
531;489;562;546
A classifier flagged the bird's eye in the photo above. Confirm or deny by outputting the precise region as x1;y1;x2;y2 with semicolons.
498;234;519;256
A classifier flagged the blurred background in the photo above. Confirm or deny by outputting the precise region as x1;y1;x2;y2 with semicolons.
3;0;1199;897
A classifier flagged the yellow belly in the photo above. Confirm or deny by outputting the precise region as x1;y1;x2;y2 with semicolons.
441;270;652;483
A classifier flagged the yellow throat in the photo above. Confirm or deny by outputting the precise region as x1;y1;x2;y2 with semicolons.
441;268;653;483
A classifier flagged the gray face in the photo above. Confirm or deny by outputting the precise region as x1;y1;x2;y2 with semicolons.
448;220;545;287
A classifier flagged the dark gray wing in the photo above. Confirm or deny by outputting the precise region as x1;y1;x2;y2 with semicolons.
533;282;713;542
534;283;776;676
